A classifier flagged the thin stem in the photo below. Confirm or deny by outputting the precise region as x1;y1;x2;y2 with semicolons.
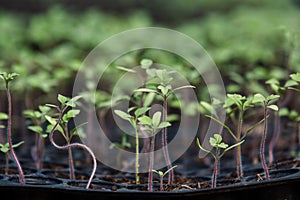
162;95;173;184
134;125;140;184
5;152;9;175
148;134;155;192
212;150;219;188
65;127;75;180
260;105;269;180
160;177;164;191
268;112;280;166
6;83;25;184
49;108;97;189
236;109;244;178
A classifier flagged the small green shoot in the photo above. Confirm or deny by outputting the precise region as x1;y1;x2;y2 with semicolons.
196;134;244;188
153;165;177;191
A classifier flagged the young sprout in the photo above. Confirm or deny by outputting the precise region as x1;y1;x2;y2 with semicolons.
138;111;171;192
135;68;195;184
266;77;296;166
114;107;150;184
206;94;263;178
153;165;177;191
0;141;24;175
0;72;25;184
278;108;300;157
196;134;244;188
252;94;280;180
45;94;97;189
23;105;51;170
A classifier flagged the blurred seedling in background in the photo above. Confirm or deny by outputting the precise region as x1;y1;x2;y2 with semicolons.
23;105;51;170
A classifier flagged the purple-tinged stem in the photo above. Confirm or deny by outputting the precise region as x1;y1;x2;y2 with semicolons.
6;83;25;184
260;106;269;180
49;109;97;189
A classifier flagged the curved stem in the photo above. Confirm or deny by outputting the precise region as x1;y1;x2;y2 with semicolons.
6;84;25;184
49;109;97;189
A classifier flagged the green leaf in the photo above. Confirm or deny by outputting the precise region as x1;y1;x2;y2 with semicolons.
252;93;265;104
28;126;44;135
173;85;196;92
134;107;150;117
266;94;280;102
70;122;88;137
66;109;80;119
45;115;64;135
143;92;156;107
138;115;152;126
39;105;51;114
0;143;9;153
116;66;136;73
209;137;217;147
284;79;298;87
0;72;19;82
134;88;158;94
66;96;81;107
58;94;69;105
12;141;24;149
290;73;300;82
158;121;171;129
0;112;8;120
140;59;153;69
218;142;228;149
158;85;171;96
152;111;162;128
114;110;132;122
267;105;279;111
45;104;59;109
278;107;289;116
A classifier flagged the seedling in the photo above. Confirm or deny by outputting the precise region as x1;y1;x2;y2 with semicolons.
278;108;300;157
109;133;132;168
138;111;171;192
206;94;265;178
265;77;296;165
135;68;195;184
45;94;97;189
252;93;280;180
153;165;177;191
23;105;51;170
114;106;150;184
288;72;300;93
0;72;25;184
197;134;244;188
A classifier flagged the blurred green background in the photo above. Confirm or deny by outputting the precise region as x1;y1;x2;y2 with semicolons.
0;0;299;133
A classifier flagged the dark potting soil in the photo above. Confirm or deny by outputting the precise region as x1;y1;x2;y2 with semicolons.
0;156;299;192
